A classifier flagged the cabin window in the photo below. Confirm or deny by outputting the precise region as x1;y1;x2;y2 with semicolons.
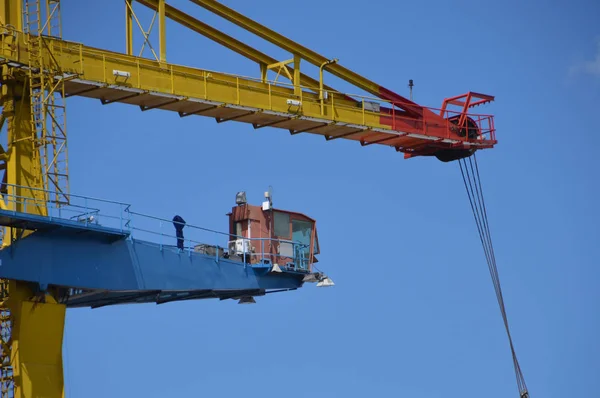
273;211;290;238
292;219;314;269
292;219;313;261
292;220;312;247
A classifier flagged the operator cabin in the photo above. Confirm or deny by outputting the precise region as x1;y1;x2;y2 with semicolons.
226;191;319;272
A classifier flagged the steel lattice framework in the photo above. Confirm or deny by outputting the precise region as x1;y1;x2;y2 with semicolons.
24;0;69;206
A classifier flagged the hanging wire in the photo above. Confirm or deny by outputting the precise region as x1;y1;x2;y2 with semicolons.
459;153;529;398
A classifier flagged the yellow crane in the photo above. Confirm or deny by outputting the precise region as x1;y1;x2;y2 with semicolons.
0;1;501;397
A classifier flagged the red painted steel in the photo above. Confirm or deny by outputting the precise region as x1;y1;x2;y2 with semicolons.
228;203;319;271
372;91;495;159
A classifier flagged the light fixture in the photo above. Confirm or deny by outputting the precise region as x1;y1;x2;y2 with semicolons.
77;215;95;224
302;272;322;283
238;296;256;304
112;69;131;79
316;276;335;288
271;263;282;273
235;191;247;205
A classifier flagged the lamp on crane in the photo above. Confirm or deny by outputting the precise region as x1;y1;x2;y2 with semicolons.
316;276;335;287
236;191;247;205
303;272;335;287
319;58;338;115
238;296;256;304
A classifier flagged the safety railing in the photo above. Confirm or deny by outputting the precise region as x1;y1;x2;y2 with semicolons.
0;27;495;147
0;184;313;271
125;210;312;271
0;184;131;232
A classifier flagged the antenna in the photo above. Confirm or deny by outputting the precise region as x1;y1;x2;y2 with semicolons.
263;185;274;210
408;79;414;101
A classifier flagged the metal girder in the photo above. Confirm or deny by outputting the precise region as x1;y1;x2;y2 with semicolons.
0;225;305;296
360;133;408;146
188;0;436;120
0;31;496;156
135;0;343;96
158;0;166;62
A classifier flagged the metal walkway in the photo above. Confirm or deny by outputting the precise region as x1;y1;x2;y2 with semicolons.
0;209;129;243
0;28;496;158
0;185;317;307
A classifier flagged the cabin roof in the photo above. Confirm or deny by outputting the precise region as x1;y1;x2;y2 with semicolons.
270;207;316;223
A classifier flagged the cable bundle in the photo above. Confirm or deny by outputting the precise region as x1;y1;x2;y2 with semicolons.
459;154;529;398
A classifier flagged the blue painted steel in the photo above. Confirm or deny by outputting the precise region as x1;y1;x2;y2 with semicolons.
0;184;314;301
125;210;313;272
1;183;132;235
0;233;304;292
0;208;126;234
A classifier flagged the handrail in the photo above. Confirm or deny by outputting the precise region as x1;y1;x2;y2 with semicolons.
0;183;131;232
126;209;312;271
1;182;131;206
126;209;301;245
0;184;312;271
3;28;496;152
73;41;495;119
0;32;493;127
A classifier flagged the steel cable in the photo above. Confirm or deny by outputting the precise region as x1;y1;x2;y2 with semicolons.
459;153;529;398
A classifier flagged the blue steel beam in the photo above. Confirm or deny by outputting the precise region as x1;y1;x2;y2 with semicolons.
62;287;296;308
0;233;304;291
0;210;307;301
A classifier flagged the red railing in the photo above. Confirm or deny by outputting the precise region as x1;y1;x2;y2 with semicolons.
377;91;496;146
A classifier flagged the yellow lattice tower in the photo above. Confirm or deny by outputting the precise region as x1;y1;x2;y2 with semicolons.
0;1;68;397
24;0;69;206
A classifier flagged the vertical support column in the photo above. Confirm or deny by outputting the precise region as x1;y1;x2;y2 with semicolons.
0;0;23;31
293;54;301;97
260;63;267;83
8;281;65;398
1;2;65;397
126;0;133;55
158;0;166;63
1;76;47;222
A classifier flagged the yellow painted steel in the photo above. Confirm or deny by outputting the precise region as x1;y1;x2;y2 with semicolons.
0;0;22;30
320;58;338;115
0;66;67;398
136;0;341;95
189;0;425;113
7;282;65;398
126;0;159;61
126;0;133;55
293;54;301;97
0;33;402;132
1;78;48;220
0;2;68;397
158;0;166;62
25;0;70;206
266;58;294;82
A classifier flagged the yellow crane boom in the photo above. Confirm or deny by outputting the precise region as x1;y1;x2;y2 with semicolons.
0;31;495;154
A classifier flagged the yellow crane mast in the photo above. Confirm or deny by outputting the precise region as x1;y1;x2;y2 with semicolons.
0;0;498;397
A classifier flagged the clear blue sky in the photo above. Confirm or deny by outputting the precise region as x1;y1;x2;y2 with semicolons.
59;0;598;397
